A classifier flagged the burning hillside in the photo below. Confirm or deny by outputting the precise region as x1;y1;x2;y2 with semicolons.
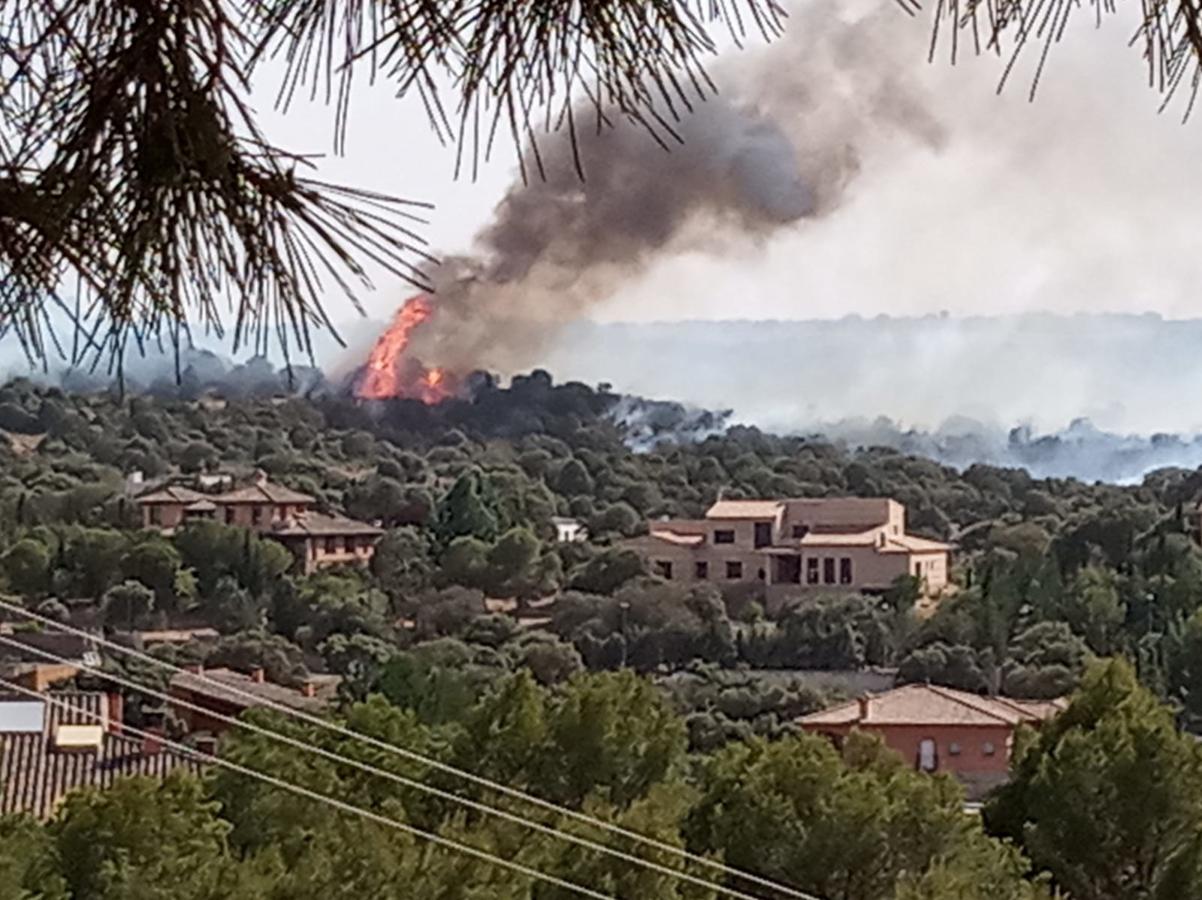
352;295;457;403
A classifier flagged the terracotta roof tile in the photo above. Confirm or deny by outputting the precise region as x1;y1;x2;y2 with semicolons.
169;668;335;712
797;684;1065;728
215;478;315;504
270;512;383;538
706;500;784;519
135;485;208;505
0;692;201;819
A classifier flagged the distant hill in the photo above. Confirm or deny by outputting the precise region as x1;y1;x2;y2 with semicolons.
544;313;1201;439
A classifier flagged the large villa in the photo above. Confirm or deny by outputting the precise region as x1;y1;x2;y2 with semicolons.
134;471;382;573
628;497;951;599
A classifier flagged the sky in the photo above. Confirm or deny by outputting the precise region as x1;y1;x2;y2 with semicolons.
250;1;1202;333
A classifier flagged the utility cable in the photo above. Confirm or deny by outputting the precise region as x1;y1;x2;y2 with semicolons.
0;597;819;900
0;630;793;900
0;674;616;900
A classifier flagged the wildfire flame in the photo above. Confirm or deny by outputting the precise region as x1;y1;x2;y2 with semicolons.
354;295;454;403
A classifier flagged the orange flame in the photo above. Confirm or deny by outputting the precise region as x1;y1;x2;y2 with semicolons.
354;295;454;403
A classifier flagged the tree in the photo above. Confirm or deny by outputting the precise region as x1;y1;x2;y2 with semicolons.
687;730;1037;900
120;538;185;610
985;659;1202;900
52;775;236;898
101;580;156;630
1;538;50;597
569;548;646;594
435;471;500;546
371;527;435;598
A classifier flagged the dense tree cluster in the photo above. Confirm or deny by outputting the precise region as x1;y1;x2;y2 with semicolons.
3;377;1202;895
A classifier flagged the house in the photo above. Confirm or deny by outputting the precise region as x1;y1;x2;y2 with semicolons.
797;683;1066;800
167;665;338;735
0;630;103;692
135;471;383;572
551;516;588;543
627;497;951;601
270;512;384;574
0;692;201;818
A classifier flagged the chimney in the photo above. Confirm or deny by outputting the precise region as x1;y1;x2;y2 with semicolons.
105;691;124;735
141;727;163;757
857;694;871;722
184;663;203;675
250;667;265;684
253;469;268;486
300;682;316;698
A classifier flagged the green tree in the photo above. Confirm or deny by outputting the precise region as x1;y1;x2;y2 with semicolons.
1;538;51;598
52;775;235;899
986;659;1202;900
120;537;185;610
0;815;67;900
688;731;1030;900
101;580;156;630
371;527;435;598
569;547;646;594
435;471;500;546
69;528;129;600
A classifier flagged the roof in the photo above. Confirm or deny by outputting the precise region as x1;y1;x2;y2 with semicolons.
216;480;315;505
135;628;220;645
882;534;953;553
798;684;1067;728
184;499;218;512
270;512;383;538
797;530;879;548
168;667;333;713
0;632;99;666
706;500;784;520
647;530;705;548
134;485;208;505
0;692;201;818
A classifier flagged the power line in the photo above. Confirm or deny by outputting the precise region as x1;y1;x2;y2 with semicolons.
0;596;819;900
0;674;617;900
0;630;780;900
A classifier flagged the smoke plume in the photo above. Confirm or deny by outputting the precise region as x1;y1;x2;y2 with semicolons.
403;1;943;374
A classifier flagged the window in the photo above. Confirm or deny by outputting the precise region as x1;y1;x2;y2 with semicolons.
654;560;674;580
753;522;772;548
252;505;263;525
948;742;962;756
224;508;235;525
148;506;162;526
324;537;336;554
791;524;810;539
839;557;853;585
713;530;735;545
823;558;836;585
694;561;709;580
982;741;996;756
726;561;743;580
806;558;820;585
914;561;922;577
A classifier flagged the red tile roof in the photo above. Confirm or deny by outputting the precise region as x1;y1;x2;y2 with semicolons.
798;684;1067;728
134;485;208;505
270;512;383;538
0;693;201;818
169;668;336;713
215;481;315;505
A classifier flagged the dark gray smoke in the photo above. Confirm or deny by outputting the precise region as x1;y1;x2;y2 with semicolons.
403;2;943;374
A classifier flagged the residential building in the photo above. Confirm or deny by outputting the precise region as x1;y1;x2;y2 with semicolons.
797;683;1066;800
627;497;951;600
0;692;201;818
167;665;338;735
135;471;383;572
0;630;103;692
